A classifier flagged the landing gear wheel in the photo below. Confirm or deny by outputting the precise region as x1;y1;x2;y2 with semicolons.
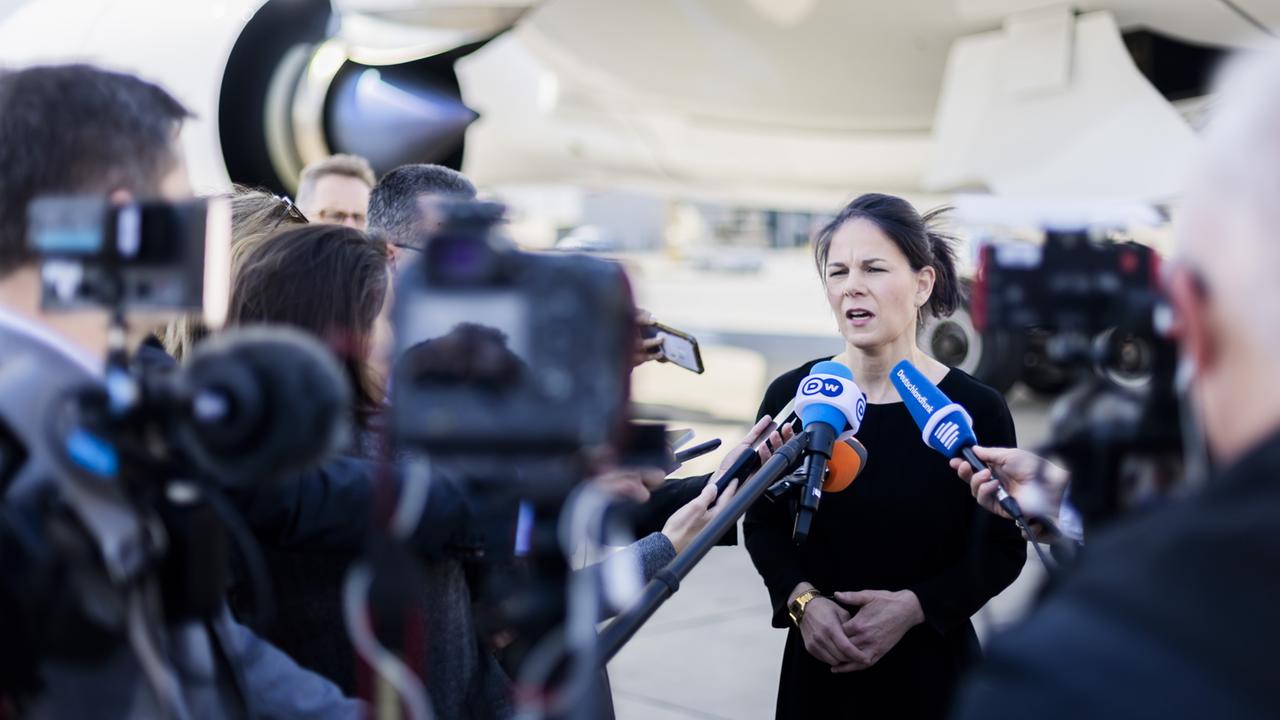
918;303;1023;395
1022;330;1073;397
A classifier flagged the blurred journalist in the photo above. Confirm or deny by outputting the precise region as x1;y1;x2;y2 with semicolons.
0;64;361;719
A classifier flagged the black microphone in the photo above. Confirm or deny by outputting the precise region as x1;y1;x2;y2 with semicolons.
958;447;1025;521
713;437;766;496
673;438;722;465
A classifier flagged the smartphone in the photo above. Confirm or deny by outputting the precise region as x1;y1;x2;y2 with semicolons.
643;321;704;374
665;427;695;450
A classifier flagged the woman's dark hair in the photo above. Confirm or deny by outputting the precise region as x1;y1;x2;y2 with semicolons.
226;224;390;426
813;193;963;320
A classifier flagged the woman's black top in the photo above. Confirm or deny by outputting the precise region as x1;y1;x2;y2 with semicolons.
744;359;1027;719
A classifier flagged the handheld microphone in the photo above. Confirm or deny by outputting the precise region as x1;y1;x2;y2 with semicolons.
889;360;1025;521
763;436;867;502
793;361;866;544
824;437;867;493
674;438;722;465
710;398;802;496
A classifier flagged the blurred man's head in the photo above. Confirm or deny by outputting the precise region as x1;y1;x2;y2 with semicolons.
295;154;375;229
367;163;476;251
1170;45;1280;462
0;64;192;280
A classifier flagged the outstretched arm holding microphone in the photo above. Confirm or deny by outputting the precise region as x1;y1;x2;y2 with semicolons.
888;360;1074;566
949;447;1083;545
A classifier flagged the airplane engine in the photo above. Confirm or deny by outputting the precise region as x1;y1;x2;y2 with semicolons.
0;0;530;194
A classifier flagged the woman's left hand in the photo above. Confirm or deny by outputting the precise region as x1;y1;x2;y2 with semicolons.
829;590;925;673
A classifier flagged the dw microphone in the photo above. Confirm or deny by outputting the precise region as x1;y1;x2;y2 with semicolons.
792;361;866;543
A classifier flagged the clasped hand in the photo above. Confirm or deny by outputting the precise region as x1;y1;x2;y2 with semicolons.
798;590;924;673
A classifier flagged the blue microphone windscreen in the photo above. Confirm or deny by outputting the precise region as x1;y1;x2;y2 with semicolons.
889;360;951;431
797;360;856;432
811;360;853;380
925;408;979;458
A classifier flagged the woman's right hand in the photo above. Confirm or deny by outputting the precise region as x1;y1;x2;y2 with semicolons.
797;595;869;667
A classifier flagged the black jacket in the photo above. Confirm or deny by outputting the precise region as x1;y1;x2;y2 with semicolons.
225;454;474;557
224;435;514;716
953;429;1280;720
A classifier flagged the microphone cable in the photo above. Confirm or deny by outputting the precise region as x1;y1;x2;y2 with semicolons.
1008;497;1055;575
960;447;1056;574
981;458;1056;576
342;455;437;720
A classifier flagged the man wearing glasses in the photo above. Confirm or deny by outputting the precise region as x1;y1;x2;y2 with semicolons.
296;154;376;230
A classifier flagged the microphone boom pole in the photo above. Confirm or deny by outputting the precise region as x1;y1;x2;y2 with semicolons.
598;430;812;663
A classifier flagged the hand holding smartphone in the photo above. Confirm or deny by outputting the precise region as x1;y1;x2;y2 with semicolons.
641;320;705;374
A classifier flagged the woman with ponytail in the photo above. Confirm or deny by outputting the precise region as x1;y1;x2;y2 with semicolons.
743;193;1027;718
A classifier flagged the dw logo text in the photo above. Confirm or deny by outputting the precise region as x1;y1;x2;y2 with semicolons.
801;378;844;398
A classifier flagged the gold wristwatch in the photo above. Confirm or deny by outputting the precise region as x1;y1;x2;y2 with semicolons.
788;589;823;627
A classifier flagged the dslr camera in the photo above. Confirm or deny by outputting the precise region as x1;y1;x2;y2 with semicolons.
392;200;636;483
0;194;351;712
388;200;639;714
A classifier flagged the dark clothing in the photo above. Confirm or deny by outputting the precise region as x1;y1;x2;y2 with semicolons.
744;359;1026;719
226;455;472;557
249;539;510;719
953;429;1280;720
226;425;714;718
227;447;513;719
0;314;360;719
135;334;176;370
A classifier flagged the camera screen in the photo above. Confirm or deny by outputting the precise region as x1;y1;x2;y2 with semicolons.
28;196;107;255
398;292;530;387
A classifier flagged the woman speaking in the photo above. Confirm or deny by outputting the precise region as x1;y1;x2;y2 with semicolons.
744;194;1026;718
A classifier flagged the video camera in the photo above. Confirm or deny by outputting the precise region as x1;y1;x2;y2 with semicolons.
959;197;1185;531
392;200;635;483
385;200;639;719
0;194;352;713
28;195;231;320
17;194;351;488
974;230;1161;339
